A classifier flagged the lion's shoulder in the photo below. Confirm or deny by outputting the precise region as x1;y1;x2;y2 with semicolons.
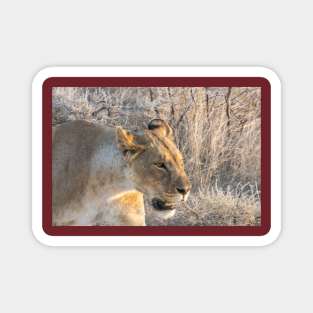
52;121;119;207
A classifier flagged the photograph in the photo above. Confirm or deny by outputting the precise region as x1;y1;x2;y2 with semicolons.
52;85;261;227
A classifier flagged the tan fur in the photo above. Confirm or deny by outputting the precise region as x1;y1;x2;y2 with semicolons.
52;119;190;226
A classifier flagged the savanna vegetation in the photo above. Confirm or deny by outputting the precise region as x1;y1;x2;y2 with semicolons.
52;86;261;226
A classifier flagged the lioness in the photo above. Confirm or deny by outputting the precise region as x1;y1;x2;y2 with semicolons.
52;119;191;226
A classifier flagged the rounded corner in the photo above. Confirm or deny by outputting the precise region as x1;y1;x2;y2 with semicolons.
256;66;282;88
31;224;55;247
32;66;58;89
258;224;282;247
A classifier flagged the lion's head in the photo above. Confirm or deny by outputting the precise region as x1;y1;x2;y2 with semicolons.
116;119;191;217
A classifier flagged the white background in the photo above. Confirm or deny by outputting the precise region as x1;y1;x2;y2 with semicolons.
0;0;311;312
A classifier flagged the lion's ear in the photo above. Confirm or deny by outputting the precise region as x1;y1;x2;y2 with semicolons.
148;119;174;140
116;127;144;161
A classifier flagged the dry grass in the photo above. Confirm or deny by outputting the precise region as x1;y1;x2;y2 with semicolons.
52;86;261;226
147;183;260;226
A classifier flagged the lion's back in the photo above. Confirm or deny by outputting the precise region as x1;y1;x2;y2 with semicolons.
52;120;116;209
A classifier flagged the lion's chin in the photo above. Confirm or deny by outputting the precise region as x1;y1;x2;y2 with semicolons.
154;208;176;220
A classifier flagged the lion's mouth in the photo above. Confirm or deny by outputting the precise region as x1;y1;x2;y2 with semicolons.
151;198;175;211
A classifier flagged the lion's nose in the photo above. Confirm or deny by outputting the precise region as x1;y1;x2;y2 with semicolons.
176;187;190;195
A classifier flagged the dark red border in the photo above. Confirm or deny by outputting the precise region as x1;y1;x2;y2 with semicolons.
43;77;271;236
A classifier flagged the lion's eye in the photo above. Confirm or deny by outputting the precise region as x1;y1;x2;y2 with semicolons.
154;162;167;170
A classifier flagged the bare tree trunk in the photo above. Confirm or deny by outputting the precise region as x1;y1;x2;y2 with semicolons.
149;88;154;102
225;87;233;141
225;87;232;126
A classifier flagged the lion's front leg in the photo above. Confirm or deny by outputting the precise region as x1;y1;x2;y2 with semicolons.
104;190;146;226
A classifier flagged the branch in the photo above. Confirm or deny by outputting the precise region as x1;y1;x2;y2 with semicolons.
92;100;108;117
175;88;195;127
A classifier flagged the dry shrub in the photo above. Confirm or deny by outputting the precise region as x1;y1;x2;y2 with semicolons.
52;86;261;226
